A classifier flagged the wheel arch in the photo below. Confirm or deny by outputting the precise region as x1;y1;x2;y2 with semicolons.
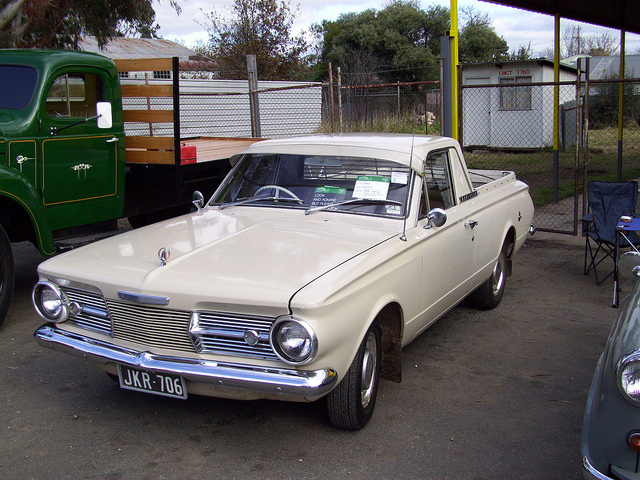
503;225;516;276
504;225;516;257
376;301;404;384
0;179;55;255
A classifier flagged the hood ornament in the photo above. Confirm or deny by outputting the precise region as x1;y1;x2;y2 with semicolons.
158;247;170;266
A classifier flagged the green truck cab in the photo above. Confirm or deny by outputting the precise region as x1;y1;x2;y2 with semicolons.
0;49;256;324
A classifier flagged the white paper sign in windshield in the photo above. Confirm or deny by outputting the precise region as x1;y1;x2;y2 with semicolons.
353;176;390;200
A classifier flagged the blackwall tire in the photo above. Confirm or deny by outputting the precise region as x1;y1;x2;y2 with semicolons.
327;321;381;430
470;246;507;310
0;225;15;327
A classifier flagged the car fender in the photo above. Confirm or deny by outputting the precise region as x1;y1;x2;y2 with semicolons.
289;237;419;383
0;168;55;256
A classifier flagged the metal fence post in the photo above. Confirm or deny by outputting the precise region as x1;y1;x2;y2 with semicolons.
247;55;261;138
329;62;335;133
338;67;343;133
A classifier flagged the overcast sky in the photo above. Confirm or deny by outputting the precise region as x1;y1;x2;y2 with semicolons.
152;0;640;56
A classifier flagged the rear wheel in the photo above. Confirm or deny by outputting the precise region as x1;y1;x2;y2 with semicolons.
327;321;381;430
0;225;15;326
470;245;507;310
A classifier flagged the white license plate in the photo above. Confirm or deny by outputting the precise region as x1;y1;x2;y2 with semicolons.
118;365;187;400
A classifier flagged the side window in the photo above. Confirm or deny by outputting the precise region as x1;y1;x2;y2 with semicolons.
421;150;455;214
45;73;107;118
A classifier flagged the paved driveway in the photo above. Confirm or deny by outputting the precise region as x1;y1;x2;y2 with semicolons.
0;234;615;479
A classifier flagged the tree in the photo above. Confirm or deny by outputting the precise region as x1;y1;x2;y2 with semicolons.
199;0;308;80
543;25;620;59
0;0;180;49
313;1;447;84
509;42;534;61
458;6;508;63
583;32;618;56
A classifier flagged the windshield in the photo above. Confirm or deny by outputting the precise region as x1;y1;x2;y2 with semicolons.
213;153;412;218
0;65;38;110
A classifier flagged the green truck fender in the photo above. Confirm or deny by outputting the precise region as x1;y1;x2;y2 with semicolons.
0;168;55;257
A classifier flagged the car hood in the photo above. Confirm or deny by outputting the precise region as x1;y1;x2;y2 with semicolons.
41;208;399;311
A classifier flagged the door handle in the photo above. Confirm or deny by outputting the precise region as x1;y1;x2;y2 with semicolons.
465;220;479;229
106;137;119;143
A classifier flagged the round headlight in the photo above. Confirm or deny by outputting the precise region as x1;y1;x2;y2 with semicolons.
618;357;640;406
270;317;317;365
32;281;70;323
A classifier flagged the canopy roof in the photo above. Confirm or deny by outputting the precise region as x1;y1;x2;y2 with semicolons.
484;0;640;35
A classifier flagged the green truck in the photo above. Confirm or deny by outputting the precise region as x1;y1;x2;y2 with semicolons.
0;49;258;325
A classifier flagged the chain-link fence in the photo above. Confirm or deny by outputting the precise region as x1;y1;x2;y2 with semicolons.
460;78;640;234
122;66;640;235
122;78;324;139
461;81;580;233
320;82;442;135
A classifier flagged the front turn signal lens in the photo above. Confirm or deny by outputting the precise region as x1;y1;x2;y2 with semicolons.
629;432;640;452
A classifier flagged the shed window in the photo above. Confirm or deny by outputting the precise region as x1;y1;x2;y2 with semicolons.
500;76;531;110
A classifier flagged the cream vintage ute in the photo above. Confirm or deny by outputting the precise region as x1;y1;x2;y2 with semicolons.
33;134;534;430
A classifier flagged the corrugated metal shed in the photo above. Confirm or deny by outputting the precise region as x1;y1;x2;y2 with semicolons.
79;37;211;63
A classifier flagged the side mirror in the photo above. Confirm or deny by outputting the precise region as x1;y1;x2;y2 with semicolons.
424;208;447;230
192;191;205;212
96;102;112;129
620;251;640;282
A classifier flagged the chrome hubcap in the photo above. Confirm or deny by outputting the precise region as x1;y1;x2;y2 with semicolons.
491;257;505;296
360;331;378;408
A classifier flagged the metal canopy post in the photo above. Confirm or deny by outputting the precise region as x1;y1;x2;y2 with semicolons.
618;30;626;181
440;35;453;138
553;14;560;203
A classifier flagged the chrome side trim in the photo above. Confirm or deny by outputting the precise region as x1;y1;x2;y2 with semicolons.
582;456;614;480
118;291;170;306
34;324;337;399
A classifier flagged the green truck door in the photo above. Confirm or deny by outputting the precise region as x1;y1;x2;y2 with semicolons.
40;72;118;208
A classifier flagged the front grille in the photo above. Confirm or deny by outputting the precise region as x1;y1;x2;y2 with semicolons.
63;288;279;360
191;311;277;360
105;299;194;353
63;287;111;336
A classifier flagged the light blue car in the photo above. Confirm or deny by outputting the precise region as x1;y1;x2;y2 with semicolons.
582;251;640;479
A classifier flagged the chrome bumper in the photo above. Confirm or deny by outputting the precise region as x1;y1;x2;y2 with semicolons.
34;324;337;400
582;457;614;480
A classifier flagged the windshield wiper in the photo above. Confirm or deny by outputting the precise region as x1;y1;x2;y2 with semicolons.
304;198;402;215
218;195;303;210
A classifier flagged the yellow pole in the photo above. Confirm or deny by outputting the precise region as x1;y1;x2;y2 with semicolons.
552;14;560;202
451;0;459;140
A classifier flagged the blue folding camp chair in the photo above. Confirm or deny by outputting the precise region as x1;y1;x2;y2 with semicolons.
583;181;640;285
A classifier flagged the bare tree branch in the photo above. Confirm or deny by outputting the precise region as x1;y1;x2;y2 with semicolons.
0;0;26;30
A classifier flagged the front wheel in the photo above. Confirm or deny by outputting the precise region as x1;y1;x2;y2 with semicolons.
0;225;15;326
470;246;507;310
327;321;381;430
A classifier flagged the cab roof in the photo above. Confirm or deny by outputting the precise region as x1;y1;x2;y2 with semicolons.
238;133;459;173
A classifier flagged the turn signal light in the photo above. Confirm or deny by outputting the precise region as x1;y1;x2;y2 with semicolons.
628;432;640;452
